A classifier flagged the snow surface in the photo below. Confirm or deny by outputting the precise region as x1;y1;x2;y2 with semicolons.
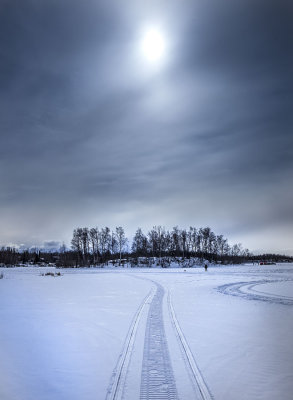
0;264;292;400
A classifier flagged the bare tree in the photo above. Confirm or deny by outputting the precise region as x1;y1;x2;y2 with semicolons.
171;226;181;257
147;226;166;264
100;227;111;262
115;227;127;265
71;228;83;265
89;228;99;263
231;243;243;258
180;228;187;259
110;231;118;256
201;227;211;256
132;228;148;256
80;228;89;264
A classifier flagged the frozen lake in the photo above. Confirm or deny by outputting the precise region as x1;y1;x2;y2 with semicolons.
0;264;292;400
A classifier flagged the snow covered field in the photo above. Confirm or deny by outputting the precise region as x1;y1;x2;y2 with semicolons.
0;264;292;400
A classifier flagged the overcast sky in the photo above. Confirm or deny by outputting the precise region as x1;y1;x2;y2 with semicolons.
0;0;292;254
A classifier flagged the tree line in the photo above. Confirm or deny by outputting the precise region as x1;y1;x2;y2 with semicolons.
1;226;292;267
69;225;250;266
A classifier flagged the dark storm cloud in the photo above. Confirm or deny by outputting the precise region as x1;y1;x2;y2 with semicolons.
0;0;292;253
158;0;293;245
170;0;293;179
177;0;293;77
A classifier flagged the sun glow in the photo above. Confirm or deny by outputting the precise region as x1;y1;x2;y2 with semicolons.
141;27;166;63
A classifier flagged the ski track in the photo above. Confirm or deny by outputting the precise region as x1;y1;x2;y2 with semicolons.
140;282;178;400
217;279;293;306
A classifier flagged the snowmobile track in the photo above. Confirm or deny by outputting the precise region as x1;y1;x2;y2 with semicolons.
218;279;293;306
140;282;178;400
107;276;214;400
168;290;214;400
106;288;155;400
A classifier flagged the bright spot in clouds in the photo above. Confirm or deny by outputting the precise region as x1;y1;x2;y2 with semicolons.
141;27;166;63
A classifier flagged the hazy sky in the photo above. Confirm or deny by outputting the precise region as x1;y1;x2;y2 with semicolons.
1;0;292;254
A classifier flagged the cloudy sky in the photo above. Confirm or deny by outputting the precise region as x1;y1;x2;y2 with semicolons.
1;0;292;254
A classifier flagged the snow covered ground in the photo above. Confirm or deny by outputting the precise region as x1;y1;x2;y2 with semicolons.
0;264;292;400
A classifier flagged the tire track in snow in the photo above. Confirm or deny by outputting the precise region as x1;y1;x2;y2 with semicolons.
168;290;214;400
106;288;155;400
140;282;178;400
218;280;293;306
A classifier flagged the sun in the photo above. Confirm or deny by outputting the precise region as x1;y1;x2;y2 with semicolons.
141;27;166;63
